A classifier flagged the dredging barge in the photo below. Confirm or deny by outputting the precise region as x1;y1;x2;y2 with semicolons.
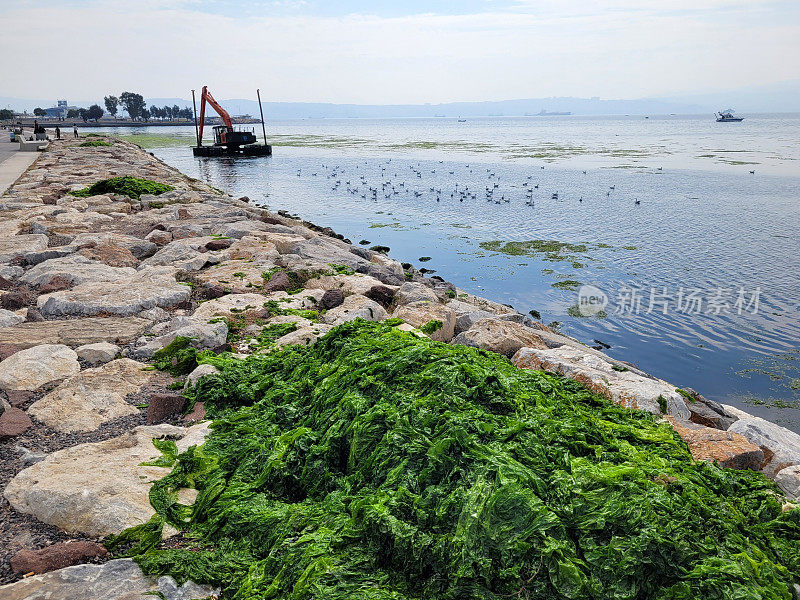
192;86;272;157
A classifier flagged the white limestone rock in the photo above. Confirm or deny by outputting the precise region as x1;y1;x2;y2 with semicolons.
27;359;154;433
4;423;211;537
0;344;80;392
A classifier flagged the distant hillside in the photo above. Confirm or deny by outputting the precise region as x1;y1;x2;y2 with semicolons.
4;80;798;119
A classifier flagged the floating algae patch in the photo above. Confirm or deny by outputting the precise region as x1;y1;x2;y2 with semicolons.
551;280;581;291
69;176;174;199
112;132;197;148
110;321;800;599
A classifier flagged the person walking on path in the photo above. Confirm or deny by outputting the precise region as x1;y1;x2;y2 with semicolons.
73;124;78;139
55;126;61;140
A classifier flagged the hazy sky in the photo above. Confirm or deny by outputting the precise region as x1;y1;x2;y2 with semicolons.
2;0;798;104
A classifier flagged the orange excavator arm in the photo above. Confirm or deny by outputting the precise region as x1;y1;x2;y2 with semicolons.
197;85;233;143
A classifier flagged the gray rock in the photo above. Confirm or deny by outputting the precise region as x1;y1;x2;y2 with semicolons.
393;301;457;342
21;254;135;287
0;344;80;392
681;388;737;430
394;282;439;305
4;423;211;537
0;309;25;327
727;415;800;477
273;324;334;348
132;318;228;360
37;267;191;317
72;233;158;259
0;265;23;280
0;317;152;349
185;363;220;389
0;558;218;600
0;234;48;263
140;239;212;271
774;465;800;500
22;245;78;266
75;341;120;365
27;358;154;433
513;346;691;419
322;294;387;326
452;318;548;357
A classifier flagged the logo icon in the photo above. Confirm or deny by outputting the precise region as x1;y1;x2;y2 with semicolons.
576;285;608;316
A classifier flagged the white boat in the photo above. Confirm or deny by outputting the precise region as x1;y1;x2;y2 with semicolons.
716;109;744;122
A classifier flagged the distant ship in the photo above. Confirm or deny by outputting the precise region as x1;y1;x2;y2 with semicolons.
536;109;571;116
716;109;744;122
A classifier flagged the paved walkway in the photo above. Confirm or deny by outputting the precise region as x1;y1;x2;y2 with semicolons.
0;132;41;196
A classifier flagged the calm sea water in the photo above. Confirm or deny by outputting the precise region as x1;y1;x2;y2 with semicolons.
88;114;800;430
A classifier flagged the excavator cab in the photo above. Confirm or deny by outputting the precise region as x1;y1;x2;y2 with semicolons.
212;125;256;148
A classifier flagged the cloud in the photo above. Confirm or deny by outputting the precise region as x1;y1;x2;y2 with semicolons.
1;0;797;103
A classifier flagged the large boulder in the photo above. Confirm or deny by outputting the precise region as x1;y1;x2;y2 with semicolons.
452;318;547;357
21;254;136;287
27;359;155;433
512;345;690;419
131;317;228;360
726;413;800;477
71;232;157;259
0;234;48;263
775;465;800;500
4;423;210;537
0;317;151;349
392;301;457;342
37;267;190;317
0;344;80;392
322;294;387;326
75;341;119;365
667;418;764;470
394;282;438;305
0;308;25;327
191;292;267;321
0;558;218;600
305;274;391;297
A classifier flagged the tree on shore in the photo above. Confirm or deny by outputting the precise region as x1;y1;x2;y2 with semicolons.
172;104;180;120
87;104;104;122
78;108;89;123
0;109;14;121
141;108;151;122
104;96;119;119
120;92;145;120
33;107;46;117
66;108;79;119
162;105;173;120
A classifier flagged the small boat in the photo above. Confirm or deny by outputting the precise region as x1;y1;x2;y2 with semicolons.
457;118;467;122
716;109;744;122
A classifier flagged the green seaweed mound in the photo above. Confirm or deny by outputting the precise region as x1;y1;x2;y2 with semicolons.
69;175;173;199
78;140;112;147
112;321;800;599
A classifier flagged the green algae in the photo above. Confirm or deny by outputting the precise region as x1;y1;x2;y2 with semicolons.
78;140;112;147
551;280;581;291
69;176;174;199
111;321;800;599
419;319;443;334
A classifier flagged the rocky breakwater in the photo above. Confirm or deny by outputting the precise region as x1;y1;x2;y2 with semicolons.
0;136;798;598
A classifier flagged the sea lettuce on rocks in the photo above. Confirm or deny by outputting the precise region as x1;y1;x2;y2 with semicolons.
113;320;800;599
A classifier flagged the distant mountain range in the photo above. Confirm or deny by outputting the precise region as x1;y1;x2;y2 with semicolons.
3;79;798;119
